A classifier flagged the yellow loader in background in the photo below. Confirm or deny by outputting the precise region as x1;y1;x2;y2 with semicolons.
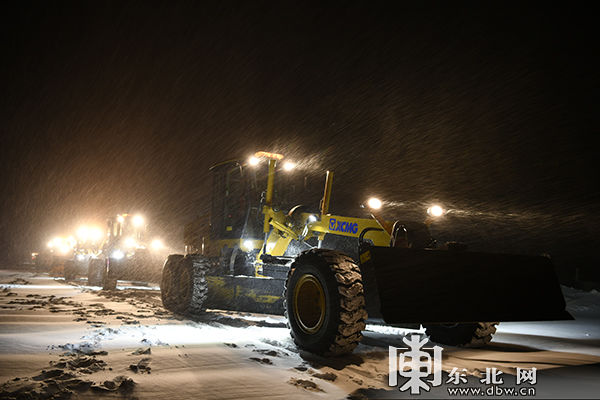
160;151;569;355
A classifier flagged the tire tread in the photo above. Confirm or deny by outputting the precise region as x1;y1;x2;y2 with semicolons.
284;248;368;355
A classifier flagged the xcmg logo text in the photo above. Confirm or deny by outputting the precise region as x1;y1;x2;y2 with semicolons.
329;218;359;234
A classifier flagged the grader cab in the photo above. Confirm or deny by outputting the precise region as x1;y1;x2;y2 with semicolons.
160;151;569;355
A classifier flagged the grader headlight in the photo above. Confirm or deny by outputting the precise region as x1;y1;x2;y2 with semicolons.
250;151;285;167
89;228;103;242
427;205;445;218
77;226;89;241
241;239;254;251
283;161;296;171
58;245;71;255
111;249;125;260
367;197;383;210
151;239;164;251
124;237;137;248
132;214;144;227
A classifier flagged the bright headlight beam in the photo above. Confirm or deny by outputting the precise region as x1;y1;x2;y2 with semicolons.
248;156;260;166
242;239;254;251
58;245;71;255
124;237;136;248
427;205;444;217
151;239;164;251
111;249;124;260
132;214;144;227
283;161;296;171
367;197;382;210
89;228;103;242
77;226;89;241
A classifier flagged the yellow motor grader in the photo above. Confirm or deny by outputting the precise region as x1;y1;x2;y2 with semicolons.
88;214;167;288
34;236;76;275
160;151;569;355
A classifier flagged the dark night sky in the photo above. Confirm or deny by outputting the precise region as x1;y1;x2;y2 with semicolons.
1;2;598;280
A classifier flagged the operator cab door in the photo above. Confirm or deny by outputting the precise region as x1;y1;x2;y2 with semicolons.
210;162;248;239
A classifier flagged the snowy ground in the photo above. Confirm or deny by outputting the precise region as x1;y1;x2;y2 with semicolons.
0;269;599;399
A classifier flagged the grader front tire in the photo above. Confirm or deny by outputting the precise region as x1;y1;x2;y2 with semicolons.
284;249;368;356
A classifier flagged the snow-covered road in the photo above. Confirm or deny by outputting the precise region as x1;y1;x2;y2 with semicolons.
1;268;599;399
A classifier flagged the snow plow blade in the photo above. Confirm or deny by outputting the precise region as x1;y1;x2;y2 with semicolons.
360;247;572;324
204;275;285;315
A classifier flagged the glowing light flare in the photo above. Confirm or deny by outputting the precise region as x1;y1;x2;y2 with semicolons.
283;161;296;171
49;236;75;251
427;205;445;217
89;228;103;242
132;214;144;227
151;239;164;251
241;239;254;251
124;237;137;248
248;156;260;166
367;197;383;210
111;249;125;260
77;226;89;241
58;245;71;255
117;215;125;223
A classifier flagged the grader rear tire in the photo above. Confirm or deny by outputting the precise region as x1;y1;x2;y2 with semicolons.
160;255;208;315
63;260;77;281
102;265;117;290
284;249;368;355
87;259;104;286
424;322;498;347
160;254;185;312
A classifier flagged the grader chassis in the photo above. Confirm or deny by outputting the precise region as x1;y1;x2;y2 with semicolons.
160;152;569;355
